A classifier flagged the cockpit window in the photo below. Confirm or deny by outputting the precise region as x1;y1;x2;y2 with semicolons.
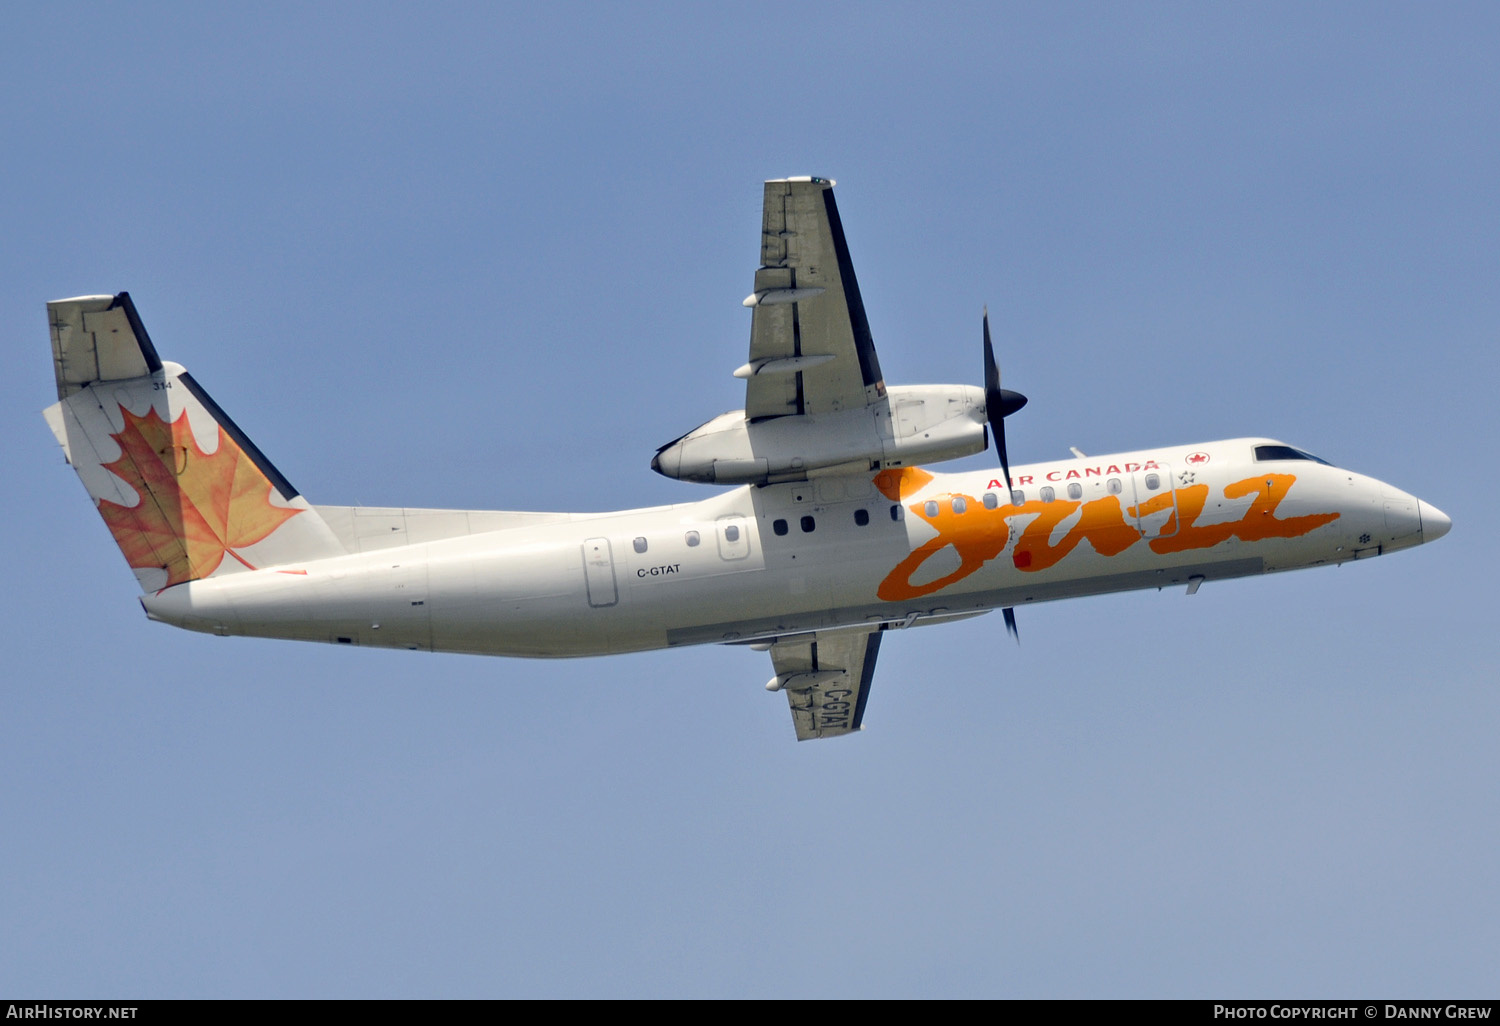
1254;444;1332;466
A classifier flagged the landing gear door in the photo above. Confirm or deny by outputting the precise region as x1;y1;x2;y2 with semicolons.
1131;464;1179;539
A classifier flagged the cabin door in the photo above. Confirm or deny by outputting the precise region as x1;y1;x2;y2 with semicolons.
582;537;618;607
1130;464;1179;539
717;515;750;561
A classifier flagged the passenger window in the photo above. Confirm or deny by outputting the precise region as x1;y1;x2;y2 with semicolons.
773;519;789;536
1145;473;1160;490
1011;489;1025;505
685;531;700;547
633;536;648;553
1067;483;1082;500
952;497;967;514
800;515;816;533
1040;486;1055;503
924;500;939;518
854;509;870;526
724;525;740;542
983;492;998;510
1107;478;1122;495
890;504;904;521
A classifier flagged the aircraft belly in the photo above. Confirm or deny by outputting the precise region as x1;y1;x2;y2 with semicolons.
664;553;1273;647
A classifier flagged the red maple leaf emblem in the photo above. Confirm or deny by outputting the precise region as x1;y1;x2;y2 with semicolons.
97;405;302;588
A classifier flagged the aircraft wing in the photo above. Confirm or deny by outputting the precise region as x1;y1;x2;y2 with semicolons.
741;178;887;420
769;627;883;741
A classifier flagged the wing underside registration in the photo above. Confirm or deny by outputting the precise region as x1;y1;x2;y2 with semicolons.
768;627;882;741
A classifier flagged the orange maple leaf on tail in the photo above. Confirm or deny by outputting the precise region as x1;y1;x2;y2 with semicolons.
97;405;302;588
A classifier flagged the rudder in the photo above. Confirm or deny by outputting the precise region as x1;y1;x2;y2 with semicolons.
43;293;347;592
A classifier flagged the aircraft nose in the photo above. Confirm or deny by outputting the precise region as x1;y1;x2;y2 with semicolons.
1419;500;1451;542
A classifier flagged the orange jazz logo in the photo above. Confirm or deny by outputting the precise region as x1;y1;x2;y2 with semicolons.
873;467;1338;601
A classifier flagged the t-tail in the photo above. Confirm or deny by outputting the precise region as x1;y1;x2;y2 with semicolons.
43;293;347;593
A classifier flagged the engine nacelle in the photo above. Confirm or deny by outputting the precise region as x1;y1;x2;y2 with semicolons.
651;384;987;485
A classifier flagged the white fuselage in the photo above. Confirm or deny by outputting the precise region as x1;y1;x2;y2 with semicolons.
140;437;1448;657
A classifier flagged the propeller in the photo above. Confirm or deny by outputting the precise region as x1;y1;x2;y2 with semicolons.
982;307;1028;489
984;307;1028;646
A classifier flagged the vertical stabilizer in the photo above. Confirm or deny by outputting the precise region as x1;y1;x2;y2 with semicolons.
43;293;347;592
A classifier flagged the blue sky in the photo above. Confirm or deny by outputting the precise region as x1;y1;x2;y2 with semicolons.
3;2;1496;997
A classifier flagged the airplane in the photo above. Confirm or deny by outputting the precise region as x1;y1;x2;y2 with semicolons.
42;177;1450;741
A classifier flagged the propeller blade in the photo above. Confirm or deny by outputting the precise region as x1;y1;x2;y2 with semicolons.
982;308;1027;487
995;416;1011;492
985;308;1025;645
983;307;999;396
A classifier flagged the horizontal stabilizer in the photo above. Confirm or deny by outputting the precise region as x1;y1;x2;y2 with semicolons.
49;293;163;401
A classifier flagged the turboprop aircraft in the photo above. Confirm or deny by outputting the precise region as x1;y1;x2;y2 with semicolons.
43;177;1450;740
